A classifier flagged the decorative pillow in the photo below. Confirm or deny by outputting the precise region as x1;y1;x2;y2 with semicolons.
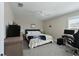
39;35;46;40
28;36;34;39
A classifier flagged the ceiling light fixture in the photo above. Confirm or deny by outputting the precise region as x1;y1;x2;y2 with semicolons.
18;2;23;7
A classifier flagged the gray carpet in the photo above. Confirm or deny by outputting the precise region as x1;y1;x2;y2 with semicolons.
23;41;73;56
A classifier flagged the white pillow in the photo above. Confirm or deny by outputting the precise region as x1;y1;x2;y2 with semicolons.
27;31;41;35
32;31;41;35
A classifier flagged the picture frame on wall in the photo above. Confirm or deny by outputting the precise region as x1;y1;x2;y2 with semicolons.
31;24;36;28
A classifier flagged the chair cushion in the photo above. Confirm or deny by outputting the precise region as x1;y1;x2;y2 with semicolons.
72;30;79;48
73;30;79;40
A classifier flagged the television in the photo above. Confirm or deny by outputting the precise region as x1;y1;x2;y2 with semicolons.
64;29;74;35
6;25;20;37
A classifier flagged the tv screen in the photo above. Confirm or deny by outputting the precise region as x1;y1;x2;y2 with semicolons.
64;29;74;35
6;25;20;37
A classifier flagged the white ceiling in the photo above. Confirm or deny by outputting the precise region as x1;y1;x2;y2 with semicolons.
10;2;79;20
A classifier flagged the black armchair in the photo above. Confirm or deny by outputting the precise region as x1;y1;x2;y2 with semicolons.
67;30;79;55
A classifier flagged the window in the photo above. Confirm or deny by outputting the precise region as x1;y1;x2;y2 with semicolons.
68;16;79;29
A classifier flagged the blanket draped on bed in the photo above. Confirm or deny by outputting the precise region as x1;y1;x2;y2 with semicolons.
28;35;46;40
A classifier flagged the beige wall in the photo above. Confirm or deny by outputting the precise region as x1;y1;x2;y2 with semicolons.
14;18;43;33
43;11;79;40
4;2;15;38
4;2;15;26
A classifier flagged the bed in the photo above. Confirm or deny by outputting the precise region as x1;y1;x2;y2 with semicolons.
25;29;53;48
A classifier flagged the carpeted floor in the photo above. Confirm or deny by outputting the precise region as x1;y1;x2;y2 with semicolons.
23;40;74;56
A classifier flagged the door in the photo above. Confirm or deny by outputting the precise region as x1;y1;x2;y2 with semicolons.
0;2;5;56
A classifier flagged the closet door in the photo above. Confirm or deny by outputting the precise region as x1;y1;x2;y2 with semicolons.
0;2;5;56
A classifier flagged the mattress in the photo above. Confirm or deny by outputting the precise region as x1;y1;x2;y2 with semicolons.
28;34;53;48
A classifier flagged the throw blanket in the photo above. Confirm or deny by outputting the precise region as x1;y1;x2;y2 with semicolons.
28;35;46;40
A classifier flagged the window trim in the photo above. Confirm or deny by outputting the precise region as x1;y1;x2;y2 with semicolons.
68;16;79;29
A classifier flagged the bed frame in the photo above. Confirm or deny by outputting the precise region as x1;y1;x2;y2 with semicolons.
24;29;53;48
24;29;41;48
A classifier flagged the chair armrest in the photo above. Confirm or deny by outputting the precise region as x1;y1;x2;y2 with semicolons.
62;34;74;39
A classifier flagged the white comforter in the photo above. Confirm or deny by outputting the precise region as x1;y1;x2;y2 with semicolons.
27;34;53;48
